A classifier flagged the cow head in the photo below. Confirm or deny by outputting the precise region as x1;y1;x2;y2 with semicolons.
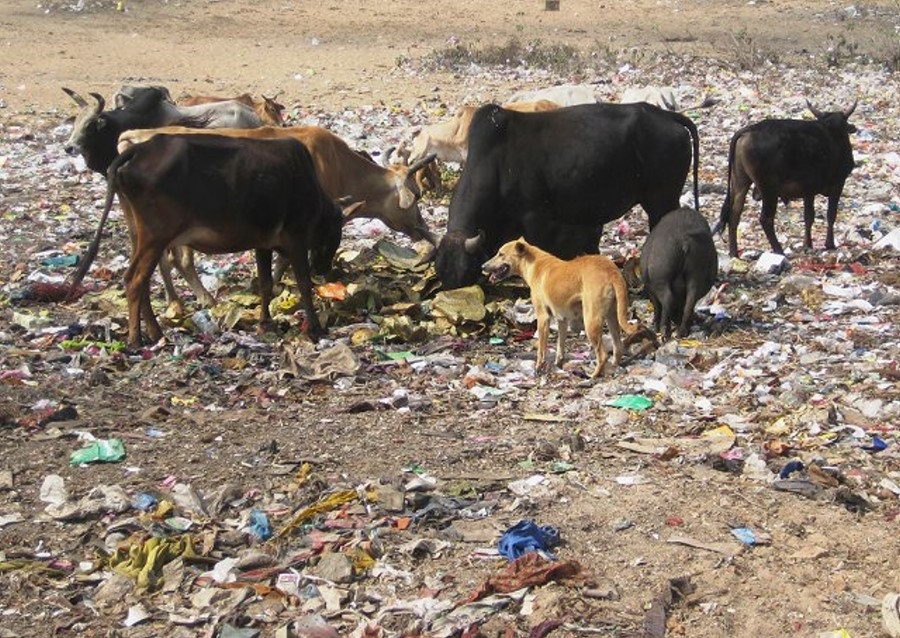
310;200;356;276
261;94;286;126
435;229;487;289
114;84;174;109
62;88;118;174
368;152;438;246
806;99;858;134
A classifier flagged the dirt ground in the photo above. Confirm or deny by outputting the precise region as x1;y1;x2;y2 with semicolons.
1;1;900;637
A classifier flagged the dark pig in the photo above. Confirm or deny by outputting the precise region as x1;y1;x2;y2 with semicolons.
640;207;717;339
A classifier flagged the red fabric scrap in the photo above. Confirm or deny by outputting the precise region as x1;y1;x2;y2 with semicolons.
464;553;586;604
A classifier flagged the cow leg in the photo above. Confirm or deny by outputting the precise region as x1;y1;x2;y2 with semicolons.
825;191;841;250
171;246;216;308
802;196;816;251
157;249;185;317
126;239;167;348
284;248;324;340
555;318;568;368
255;249;274;330
272;253;290;291
759;196;784;255
726;165;753;256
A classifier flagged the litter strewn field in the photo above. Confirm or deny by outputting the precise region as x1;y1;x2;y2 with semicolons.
1;1;899;637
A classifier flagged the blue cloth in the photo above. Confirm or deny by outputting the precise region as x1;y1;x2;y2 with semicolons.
248;509;273;541
498;519;560;561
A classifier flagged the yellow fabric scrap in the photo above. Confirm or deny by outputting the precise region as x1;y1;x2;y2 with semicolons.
0;559;68;576
276;489;359;538
108;534;195;590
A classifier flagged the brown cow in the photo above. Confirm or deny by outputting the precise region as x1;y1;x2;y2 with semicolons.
117;125;437;307
180;93;286;126
68;133;345;347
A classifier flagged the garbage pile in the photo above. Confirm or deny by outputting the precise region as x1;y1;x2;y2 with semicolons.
1;53;899;638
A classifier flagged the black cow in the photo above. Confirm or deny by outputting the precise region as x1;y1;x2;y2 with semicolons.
62;86;260;174
67;134;343;348
713;100;857;257
434;102;700;289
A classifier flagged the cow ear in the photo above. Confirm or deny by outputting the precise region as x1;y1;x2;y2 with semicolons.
398;185;415;209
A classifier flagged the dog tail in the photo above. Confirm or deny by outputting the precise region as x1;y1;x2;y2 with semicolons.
613;271;639;336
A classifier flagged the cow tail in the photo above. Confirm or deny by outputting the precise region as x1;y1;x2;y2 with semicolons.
667;111;701;212
712;128;742;235
66;147;135;300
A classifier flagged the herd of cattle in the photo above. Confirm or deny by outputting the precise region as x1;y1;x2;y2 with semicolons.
59;84;859;367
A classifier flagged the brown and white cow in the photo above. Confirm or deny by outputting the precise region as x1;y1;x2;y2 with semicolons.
180;92;286;126
405;99;560;165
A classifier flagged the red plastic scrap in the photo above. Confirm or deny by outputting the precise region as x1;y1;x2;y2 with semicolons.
463;552;587;604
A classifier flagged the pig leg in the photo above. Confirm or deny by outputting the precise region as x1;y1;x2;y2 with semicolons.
655;286;676;341
677;283;703;338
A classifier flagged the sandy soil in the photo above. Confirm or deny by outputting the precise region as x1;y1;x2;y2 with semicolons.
2;0;897;113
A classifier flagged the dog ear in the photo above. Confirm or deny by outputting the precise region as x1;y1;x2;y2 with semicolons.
514;239;526;255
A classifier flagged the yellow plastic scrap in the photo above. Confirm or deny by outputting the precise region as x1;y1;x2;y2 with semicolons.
276;489;360;538
108;534;195;591
349;546;376;572
295;462;312;485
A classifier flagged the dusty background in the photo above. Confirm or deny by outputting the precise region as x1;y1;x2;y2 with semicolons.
2;0;899;112
1;1;900;638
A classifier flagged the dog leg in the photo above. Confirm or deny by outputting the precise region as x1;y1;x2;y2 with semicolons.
535;304;551;374
606;304;624;367
555;318;568;368
585;304;609;378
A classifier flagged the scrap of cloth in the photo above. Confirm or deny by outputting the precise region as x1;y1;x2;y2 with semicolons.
498;519;560;560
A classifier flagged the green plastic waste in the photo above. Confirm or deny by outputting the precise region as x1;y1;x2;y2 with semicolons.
605;394;654;411
69;439;126;465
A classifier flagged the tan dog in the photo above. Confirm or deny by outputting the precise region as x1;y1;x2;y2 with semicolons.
483;238;637;378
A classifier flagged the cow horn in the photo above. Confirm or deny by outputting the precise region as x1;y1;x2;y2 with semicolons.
843;99;858;118
806;99;824;119
62;87;88;108
463;229;485;254
88;92;106;114
382;146;396;167
407;152;437;175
